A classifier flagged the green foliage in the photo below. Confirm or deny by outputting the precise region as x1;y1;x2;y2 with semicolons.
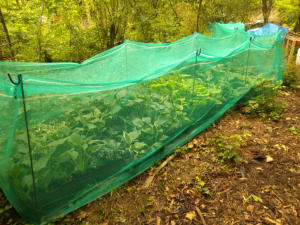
0;0;260;62
195;176;210;195
243;194;263;204
4;67;260;210
209;134;247;164
289;126;300;135
275;0;300;31
283;64;300;88
243;78;285;121
215;134;243;163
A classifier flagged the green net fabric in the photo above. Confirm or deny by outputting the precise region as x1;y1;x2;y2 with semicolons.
0;26;285;224
209;22;245;37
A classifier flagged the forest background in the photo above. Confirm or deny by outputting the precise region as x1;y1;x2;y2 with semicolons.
0;0;299;63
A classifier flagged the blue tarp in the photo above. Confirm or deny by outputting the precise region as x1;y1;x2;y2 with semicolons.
248;23;289;39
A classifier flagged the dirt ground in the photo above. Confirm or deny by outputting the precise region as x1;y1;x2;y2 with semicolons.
0;88;299;225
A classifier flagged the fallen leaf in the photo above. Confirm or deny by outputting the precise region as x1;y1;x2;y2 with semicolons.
99;222;108;225
156;216;161;225
266;155;274;163
263;217;282;225
188;143;194;149
171;221;176;225
281;145;288;151
247;204;254;213
256;167;263;171
80;211;88;219
185;211;196;220
244;213;250;220
193;139;199;145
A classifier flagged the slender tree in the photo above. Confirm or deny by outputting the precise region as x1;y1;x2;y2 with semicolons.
261;0;273;24
0;8;14;59
196;0;203;32
37;0;45;62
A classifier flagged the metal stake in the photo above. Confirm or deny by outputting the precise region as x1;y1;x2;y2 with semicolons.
245;36;254;84
7;73;38;210
192;49;201;99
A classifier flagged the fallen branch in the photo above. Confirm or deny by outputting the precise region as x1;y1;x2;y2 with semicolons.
144;154;176;188
195;206;207;225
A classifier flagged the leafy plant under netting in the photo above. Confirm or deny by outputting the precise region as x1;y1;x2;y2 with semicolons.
0;24;285;224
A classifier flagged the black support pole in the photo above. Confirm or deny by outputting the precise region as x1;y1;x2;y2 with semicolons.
192;49;201;100
245;36;254;84
7;73;38;210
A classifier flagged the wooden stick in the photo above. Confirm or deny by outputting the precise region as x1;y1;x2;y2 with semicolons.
288;40;296;65
284;39;289;57
144;154;176;188
195;206;207;225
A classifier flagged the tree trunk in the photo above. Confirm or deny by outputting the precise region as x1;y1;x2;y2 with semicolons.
261;0;273;24
85;0;91;25
37;0;45;62
0;8;14;59
196;0;203;32
168;0;179;19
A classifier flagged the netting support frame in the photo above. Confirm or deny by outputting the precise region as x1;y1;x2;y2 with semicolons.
245;37;255;83
192;48;201;99
7;73;39;213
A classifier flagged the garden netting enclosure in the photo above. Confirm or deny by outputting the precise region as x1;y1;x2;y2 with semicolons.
209;21;245;37
0;25;285;224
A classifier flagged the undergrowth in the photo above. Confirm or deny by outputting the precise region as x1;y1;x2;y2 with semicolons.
241;77;286;121
282;63;300;89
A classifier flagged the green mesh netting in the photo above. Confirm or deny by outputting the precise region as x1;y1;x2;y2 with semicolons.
209;22;245;37
0;25;285;224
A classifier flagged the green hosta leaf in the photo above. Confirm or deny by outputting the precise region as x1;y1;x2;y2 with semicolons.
111;105;121;114
87;123;97;129
128;129;141;141
83;113;93;119
123;129;141;143
160;135;168;141
22;175;32;187
35;156;49;172
132;118;143;127
68;132;82;145
116;89;127;99
68;150;79;161
16;133;27;143
133;142;146;149
61;126;71;136
93;108;101;116
49;138;67;148
142;117;151;124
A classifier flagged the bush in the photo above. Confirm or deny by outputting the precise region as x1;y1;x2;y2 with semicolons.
283;63;300;88
242;78;285;121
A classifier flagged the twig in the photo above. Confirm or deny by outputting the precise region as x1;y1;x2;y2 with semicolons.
195;206;207;225
144;154;176;188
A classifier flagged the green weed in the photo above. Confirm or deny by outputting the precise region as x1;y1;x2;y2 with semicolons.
243;78;285;121
283;63;300;88
195;176;210;195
